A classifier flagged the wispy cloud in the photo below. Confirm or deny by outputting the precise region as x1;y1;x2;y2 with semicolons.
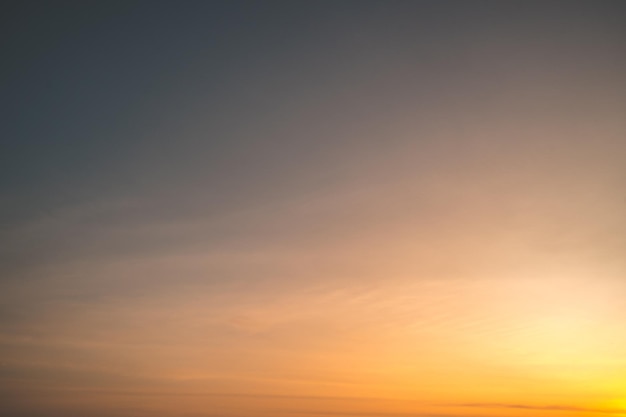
455;403;624;414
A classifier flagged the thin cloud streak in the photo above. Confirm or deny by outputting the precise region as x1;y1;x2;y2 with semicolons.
455;403;625;415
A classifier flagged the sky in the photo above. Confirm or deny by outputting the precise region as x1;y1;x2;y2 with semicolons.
1;1;625;417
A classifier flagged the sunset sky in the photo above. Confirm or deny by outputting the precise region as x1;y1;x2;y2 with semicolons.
1;2;625;417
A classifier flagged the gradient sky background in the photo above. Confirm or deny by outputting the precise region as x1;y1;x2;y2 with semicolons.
1;2;626;417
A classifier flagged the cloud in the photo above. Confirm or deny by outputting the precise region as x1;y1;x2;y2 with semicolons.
455;402;623;414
